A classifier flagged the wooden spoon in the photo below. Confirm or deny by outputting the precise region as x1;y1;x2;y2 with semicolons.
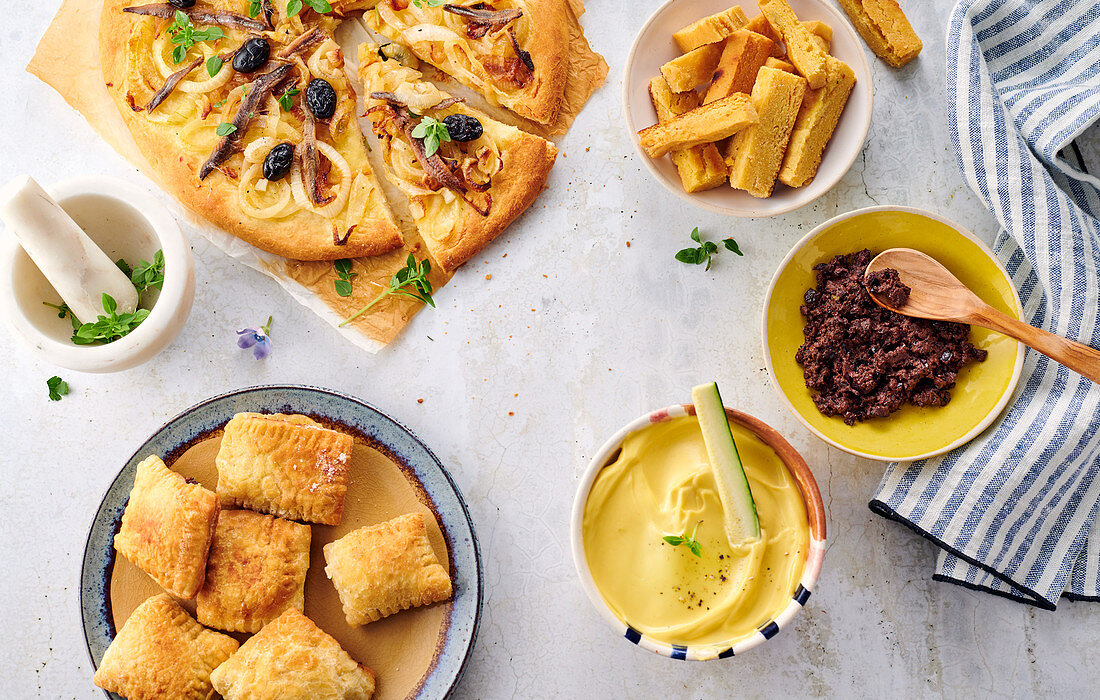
865;248;1100;384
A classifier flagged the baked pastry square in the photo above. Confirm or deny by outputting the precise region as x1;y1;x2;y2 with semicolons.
196;509;311;633
113;455;220;599
93;593;238;700
324;512;453;626
215;413;353;526
210;607;375;700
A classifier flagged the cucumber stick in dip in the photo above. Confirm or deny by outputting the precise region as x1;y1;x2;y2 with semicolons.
692;382;761;544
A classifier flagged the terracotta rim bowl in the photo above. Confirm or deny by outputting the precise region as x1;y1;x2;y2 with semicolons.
570;403;827;660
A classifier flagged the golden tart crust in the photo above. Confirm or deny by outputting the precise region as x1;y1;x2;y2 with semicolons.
113;455;220;599
215;413;353;525
358;47;557;272
196;509;312;633
323;512;453;626
93;594;238;700
210;607;376;700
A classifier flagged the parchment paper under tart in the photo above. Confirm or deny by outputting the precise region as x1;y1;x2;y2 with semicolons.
107;423;452;700
28;0;607;351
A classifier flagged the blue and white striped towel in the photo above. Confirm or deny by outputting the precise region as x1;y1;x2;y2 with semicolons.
868;0;1100;608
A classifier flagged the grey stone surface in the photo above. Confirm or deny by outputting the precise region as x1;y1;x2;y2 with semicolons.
3;1;1099;698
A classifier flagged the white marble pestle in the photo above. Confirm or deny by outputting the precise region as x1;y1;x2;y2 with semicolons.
0;175;138;322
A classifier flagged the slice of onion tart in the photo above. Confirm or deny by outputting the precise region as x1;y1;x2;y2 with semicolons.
101;0;402;261
350;0;570;126
358;43;557;272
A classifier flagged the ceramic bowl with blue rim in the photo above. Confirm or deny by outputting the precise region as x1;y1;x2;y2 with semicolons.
81;384;482;698
570;403;826;660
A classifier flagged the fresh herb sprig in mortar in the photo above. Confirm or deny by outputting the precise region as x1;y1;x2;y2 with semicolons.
118;250;166;293
675;227;743;271
333;259;358;297
663;521;703;558
72;294;150;345
43;301;82;331
44;250;164;345
340;254;435;326
168;10;226;64
412;115;451;157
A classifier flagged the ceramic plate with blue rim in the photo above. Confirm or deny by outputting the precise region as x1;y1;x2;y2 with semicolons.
81;385;482;699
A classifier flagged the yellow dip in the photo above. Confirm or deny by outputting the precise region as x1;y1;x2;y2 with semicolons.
582;415;809;650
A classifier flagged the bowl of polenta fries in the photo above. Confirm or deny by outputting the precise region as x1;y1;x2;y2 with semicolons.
625;0;873;217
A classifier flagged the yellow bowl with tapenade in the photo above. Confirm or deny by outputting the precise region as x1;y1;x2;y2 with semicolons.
763;206;1025;462
571;403;826;660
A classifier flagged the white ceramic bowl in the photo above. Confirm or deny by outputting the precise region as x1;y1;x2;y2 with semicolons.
571;403;827;660
1;176;195;372
623;0;873;217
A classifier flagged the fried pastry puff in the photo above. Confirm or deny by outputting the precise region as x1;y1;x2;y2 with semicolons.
93;594;238;700
323;512;452;626
196;509;311;633
215;412;353;525
210;607;376;700
113;455;220;599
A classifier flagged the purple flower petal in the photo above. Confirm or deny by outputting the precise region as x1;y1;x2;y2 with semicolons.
252;336;271;360
236;326;271;359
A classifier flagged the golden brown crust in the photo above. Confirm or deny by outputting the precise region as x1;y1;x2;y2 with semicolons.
113;455;220;600
100;0;403;261
744;14;784;56
672;6;749;53
93;594;238;700
210;608;375;700
215;413;353;525
433;130;557;272
759;0;829;89
196;510;312;633
359;48;557;272
355;0;570;125
704;29;775;104
512;0;571;124
659;42;725;93
323;512;453;626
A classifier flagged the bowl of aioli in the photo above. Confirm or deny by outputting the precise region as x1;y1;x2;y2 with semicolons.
571;403;826;660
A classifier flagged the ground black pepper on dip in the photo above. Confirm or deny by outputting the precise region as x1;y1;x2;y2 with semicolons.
795;250;988;425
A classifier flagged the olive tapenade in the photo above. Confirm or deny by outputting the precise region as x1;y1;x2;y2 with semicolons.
795;250;988;425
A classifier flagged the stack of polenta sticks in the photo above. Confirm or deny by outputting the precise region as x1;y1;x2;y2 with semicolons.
638;0;859;199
